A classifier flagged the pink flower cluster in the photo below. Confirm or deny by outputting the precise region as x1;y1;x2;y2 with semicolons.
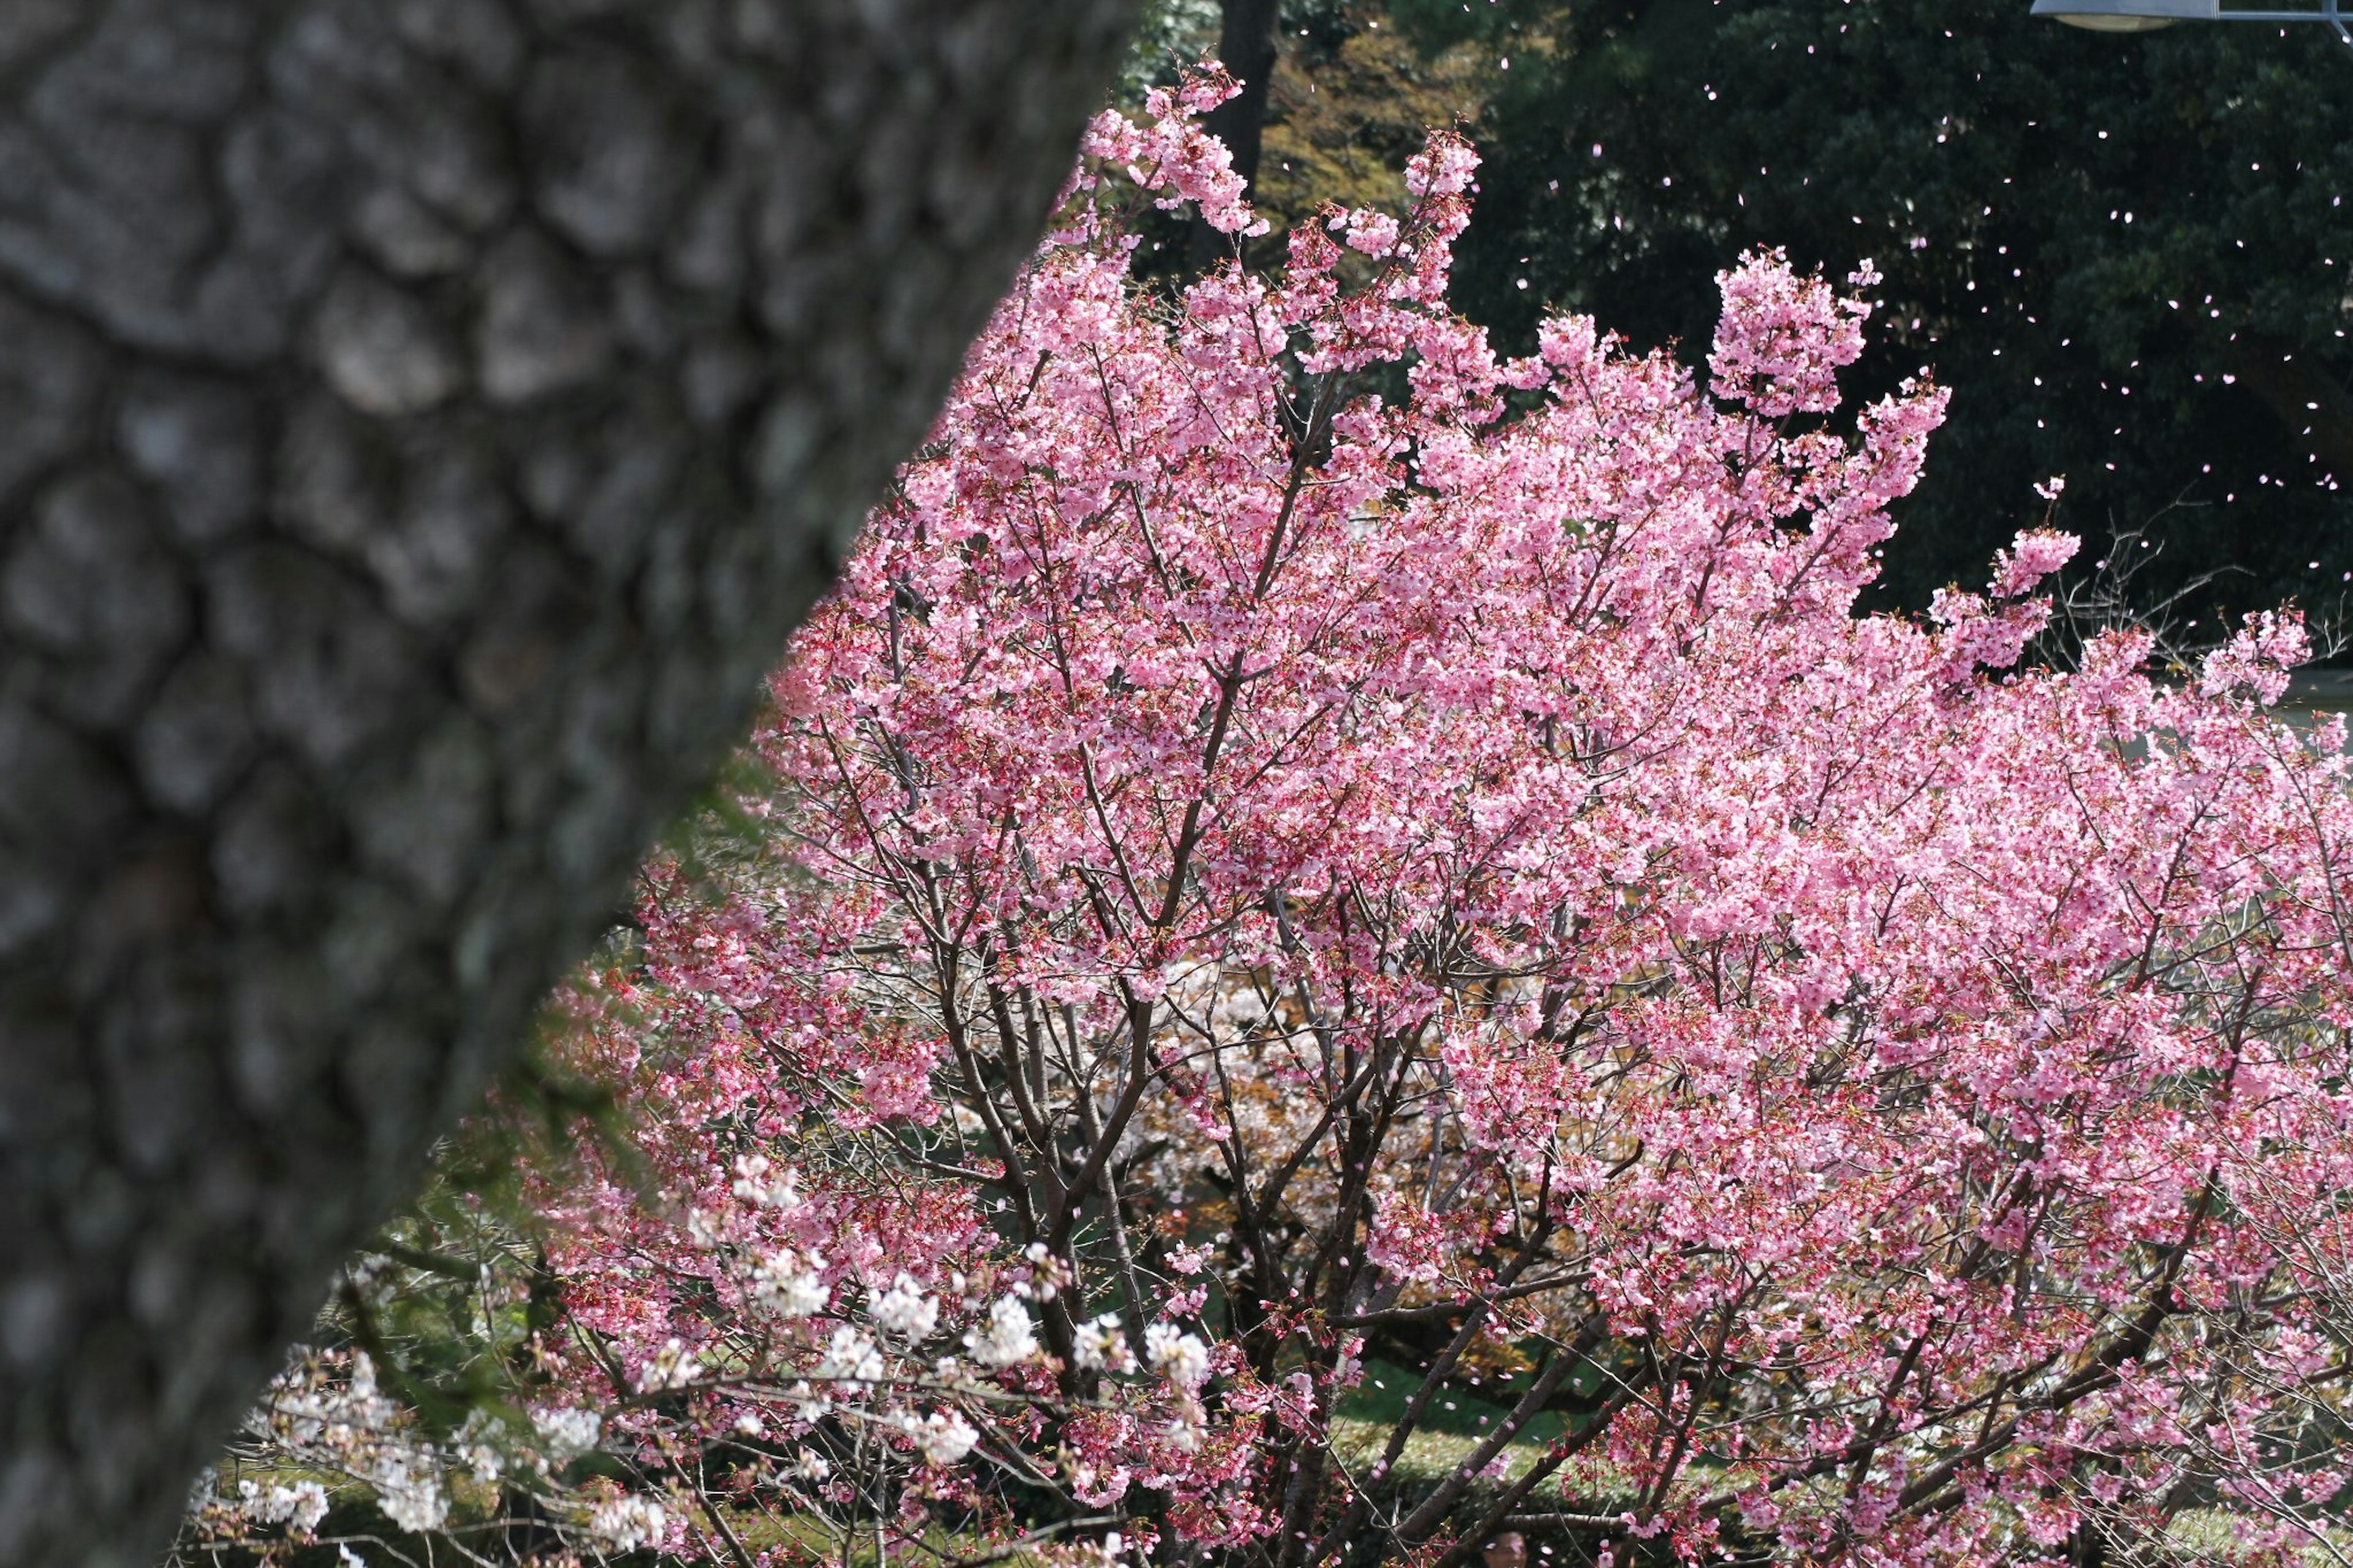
491;83;2353;1568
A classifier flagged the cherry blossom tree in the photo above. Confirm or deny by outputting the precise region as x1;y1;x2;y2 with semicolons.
190;80;2353;1568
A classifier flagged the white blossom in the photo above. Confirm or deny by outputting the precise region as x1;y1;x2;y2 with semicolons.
531;1403;602;1464
237;1478;330;1534
1145;1323;1210;1390
283;1481;332;1532
730;1153;802;1210
964;1296;1039;1368
639;1337;703;1393
752;1248;831;1318
367;1448;447;1534
1017;1241;1065;1300
589;1493;668;1551
911;1408;980;1466
868;1273;941;1342
1074;1312;1136;1373
816;1325;885;1384
453;1407;506;1483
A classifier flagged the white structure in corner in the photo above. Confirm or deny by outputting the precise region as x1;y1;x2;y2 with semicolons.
2031;0;2350;44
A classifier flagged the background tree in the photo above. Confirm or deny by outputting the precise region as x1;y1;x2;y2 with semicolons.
1137;0;1500;265
1409;0;2353;620
1191;0;1283;267
0;4;1137;1564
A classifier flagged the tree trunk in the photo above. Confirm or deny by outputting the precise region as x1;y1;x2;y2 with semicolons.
0;2;1134;1563
1189;0;1281;268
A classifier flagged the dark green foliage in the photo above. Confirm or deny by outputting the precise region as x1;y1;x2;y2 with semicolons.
1417;0;2353;623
